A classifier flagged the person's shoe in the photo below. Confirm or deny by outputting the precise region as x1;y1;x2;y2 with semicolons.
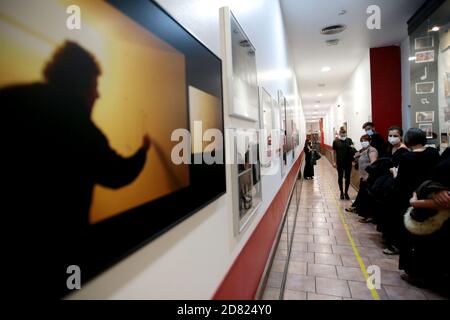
344;193;350;200
345;207;357;213
358;217;374;223
340;193;345;200
383;245;400;255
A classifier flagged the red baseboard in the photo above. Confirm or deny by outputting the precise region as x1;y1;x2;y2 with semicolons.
212;153;303;300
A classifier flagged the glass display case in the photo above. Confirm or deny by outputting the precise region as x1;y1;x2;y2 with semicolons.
408;0;450;151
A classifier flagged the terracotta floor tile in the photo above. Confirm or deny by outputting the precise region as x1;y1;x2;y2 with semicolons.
315;253;343;266
336;266;366;282
383;285;427;300
307;292;342;300
307;263;337;278
283;289;307;300
287;261;307;275
285;274;316;292
316;277;351;298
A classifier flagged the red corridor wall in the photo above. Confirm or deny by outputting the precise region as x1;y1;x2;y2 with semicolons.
369;46;402;137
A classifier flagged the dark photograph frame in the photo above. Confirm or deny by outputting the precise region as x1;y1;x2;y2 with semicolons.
2;0;225;298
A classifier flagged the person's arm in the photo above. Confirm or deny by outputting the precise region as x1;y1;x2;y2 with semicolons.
332;141;337;167
410;191;450;209
369;148;378;164
88;125;151;189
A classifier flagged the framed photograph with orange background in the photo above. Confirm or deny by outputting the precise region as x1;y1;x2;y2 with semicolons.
1;0;225;298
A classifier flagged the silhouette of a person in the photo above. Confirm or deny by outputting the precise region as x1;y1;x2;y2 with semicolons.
1;41;150;298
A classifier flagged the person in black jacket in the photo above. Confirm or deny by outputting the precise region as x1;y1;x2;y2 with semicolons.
2;41;151;298
382;128;440;255
332;127;355;200
363;122;387;157
303;139;314;180
399;151;450;291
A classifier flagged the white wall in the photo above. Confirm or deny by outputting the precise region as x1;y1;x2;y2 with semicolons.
69;0;304;300
323;51;372;149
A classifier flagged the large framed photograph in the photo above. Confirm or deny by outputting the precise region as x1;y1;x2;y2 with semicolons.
278;90;288;176
260;87;273;170
415;81;435;94
416;111;435;123
230;128;262;233
221;7;259;122
415;36;434;50
1;0;225;298
415;50;435;63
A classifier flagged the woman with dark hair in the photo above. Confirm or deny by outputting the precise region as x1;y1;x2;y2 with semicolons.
382;128;440;255
347;135;378;221
386;126;409;166
303;139;314;180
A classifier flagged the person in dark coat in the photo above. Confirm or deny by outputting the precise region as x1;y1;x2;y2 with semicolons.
303;139;314;180
332;127;355;200
363;122;387;157
399;151;450;292
382;128;440;255
2;41;151;298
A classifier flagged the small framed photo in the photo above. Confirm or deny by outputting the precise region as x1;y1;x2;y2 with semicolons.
441;133;448;145
419;123;433;139
416;111;434;123
415;36;434;50
415;81;435;94
415;50;435;63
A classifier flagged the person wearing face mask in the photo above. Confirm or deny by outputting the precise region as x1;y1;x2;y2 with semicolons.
381;128;441;255
362;122;387;157
387;126;409;167
346;135;379;222
332;128;356;200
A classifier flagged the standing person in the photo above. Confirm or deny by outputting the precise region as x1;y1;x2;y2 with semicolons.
346;135;378;222
332;128;356;200
382;128;441;255
303;139;314;180
363;122;387;157
387;126;409;166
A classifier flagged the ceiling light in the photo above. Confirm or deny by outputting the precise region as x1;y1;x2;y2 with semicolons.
325;39;340;46
408;56;416;61
321;24;347;35
314;104;319;108
431;26;439;32
317;93;323;97
321;66;331;72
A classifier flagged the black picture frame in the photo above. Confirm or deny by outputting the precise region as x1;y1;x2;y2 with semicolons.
3;0;226;298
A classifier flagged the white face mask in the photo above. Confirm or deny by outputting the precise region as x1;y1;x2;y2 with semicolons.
366;129;374;136
361;141;370;148
339;135;347;141
388;136;401;145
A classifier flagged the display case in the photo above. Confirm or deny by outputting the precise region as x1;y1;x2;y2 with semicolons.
407;0;450;151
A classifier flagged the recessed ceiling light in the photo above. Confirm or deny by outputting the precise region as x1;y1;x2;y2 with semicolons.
431;26;439;32
314;104;319;108
321;66;331;72
325;39;340;46
317;93;323;97
321;24;347;35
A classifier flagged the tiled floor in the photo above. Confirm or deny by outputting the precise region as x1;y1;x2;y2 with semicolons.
262;158;449;300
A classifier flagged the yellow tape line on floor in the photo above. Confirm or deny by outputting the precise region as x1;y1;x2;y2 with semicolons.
324;172;381;300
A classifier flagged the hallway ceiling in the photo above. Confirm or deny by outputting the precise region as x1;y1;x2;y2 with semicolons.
280;0;426;121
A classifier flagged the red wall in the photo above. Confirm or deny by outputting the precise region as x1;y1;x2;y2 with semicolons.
369;46;402;137
213;155;302;300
